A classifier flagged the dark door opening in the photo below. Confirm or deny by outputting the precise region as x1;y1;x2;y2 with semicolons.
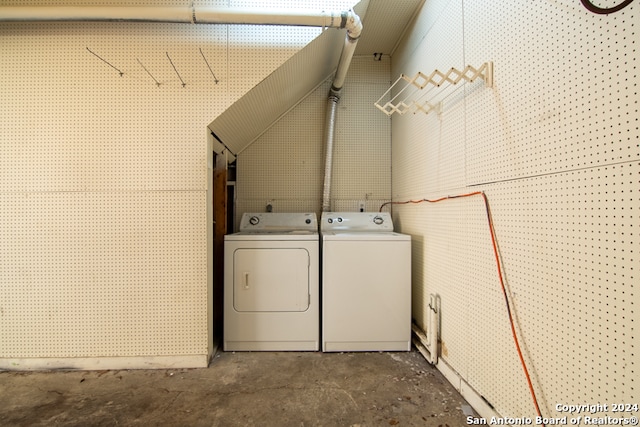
212;153;227;342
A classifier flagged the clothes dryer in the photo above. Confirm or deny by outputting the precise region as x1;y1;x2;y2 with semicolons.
321;212;411;352
224;213;319;351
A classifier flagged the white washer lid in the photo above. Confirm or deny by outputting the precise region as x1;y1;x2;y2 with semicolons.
322;231;410;241
225;231;319;241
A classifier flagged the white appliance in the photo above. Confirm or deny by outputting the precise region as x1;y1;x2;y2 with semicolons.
224;212;319;351
321;212;411;352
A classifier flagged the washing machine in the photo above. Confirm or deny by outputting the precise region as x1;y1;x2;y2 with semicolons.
321;212;411;352
224;212;319;351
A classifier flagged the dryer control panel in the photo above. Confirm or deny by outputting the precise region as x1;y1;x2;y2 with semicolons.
321;212;394;232
239;212;317;233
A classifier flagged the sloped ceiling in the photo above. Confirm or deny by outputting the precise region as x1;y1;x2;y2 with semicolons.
353;0;425;56
207;24;347;158
207;0;424;159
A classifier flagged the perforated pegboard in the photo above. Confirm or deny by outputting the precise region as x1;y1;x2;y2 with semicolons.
235;77;328;224
464;0;639;184
391;0;637;420
0;0;353;364
236;55;392;224
0;191;208;357
0;21;227;193
330;55;392;202
390;0;465;196
482;163;638;409
227;25;323;102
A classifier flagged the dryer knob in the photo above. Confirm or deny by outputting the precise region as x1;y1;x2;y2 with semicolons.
373;216;384;225
305;218;311;224
249;216;260;225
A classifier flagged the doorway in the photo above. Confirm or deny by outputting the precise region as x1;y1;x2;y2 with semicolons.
212;152;227;343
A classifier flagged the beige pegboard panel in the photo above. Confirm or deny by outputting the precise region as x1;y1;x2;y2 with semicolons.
391;110;465;197
227;24;321;102
391;0;464;89
394;191;533;417
391;194;534;416
460;1;638;411
234;76;328;229
390;0;452;65
236;56;391;218
482;162;638;412
390;0;637;419
392;198;473;379
389;162;638;417
332;199;388;213
330;56;391;201
391;205;428;330
0;191;208;357
464;0;638;185
0;2;228;361
0;21;228;193
237;78;329;201
390;0;465;199
391;113;433;198
461;191;536;417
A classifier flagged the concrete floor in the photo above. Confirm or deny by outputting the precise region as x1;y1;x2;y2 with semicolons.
0;349;473;426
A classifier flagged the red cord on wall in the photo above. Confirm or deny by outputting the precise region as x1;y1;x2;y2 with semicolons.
381;192;545;423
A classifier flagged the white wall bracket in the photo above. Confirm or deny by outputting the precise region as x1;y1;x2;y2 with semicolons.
375;62;493;116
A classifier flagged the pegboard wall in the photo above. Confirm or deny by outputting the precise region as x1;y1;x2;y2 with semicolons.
236;55;392;227
391;0;637;421
0;192;207;357
0;0;351;367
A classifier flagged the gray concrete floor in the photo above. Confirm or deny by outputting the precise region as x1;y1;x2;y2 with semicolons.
0;349;472;426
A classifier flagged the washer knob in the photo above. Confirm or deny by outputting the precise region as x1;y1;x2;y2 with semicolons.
373;216;384;225
328;218;333;224
249;216;260;225
337;217;343;223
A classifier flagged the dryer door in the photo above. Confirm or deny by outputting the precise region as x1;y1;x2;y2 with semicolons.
233;248;310;312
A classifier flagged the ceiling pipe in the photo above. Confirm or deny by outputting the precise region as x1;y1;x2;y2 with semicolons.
0;6;350;27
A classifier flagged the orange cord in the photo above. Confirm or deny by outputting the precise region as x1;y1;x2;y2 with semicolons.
381;192;545;423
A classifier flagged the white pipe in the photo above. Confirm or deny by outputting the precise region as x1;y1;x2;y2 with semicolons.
195;8;343;27
429;294;439;364
322;10;361;212
330;12;362;92
0;6;353;30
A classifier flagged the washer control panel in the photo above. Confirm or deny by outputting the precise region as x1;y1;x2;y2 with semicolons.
321;212;394;232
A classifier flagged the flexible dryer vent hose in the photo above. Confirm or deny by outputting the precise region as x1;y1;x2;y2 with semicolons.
321;94;339;212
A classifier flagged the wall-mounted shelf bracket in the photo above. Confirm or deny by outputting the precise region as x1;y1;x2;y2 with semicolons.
375;62;493;116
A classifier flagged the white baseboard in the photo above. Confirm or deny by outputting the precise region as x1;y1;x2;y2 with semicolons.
0;354;210;371
435;357;502;421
